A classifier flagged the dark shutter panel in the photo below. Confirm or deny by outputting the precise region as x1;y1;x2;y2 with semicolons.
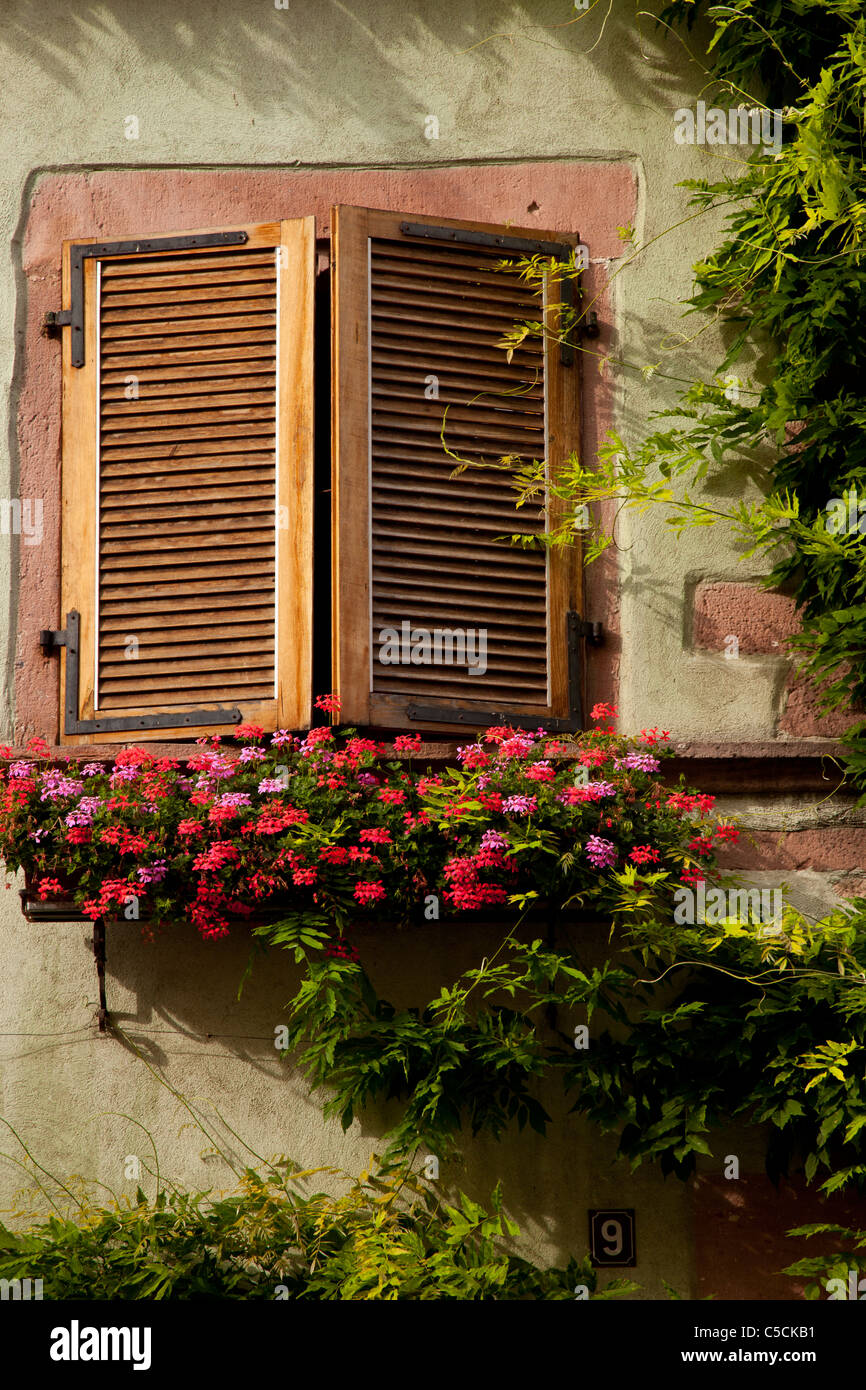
332;207;582;731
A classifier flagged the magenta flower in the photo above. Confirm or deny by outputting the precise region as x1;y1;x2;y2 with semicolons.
480;829;508;850
64;796;103;827
585;835;617;868
502;794;537;815
192;751;237;781
136;860;168;885
216;791;252;809
109;764;140;784
40;770;84;800
257;777;285;794
615;753;660;773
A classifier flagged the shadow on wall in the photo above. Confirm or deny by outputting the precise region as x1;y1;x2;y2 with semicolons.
93;914;865;1301
1;0;691;142
83;915;692;1292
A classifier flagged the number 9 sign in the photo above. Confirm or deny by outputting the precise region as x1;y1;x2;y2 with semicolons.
588;1209;636;1267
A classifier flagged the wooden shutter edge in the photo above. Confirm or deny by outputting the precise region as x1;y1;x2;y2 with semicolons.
331;205;372;724
276;216;315;731
60;242;98;745
545;253;582;720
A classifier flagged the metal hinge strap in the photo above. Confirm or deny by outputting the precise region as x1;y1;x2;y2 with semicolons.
400;221;575;258
406;611;603;733
46;230;250;367
41;611;242;734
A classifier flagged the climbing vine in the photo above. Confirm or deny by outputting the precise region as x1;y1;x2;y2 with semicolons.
496;1;866;780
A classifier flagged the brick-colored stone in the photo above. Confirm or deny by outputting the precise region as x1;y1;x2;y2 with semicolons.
693;1174;866;1300
835;875;866;900
780;670;863;737
717;827;866;872
692;581;798;655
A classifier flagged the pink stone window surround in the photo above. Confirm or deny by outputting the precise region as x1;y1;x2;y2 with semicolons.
16;164;633;745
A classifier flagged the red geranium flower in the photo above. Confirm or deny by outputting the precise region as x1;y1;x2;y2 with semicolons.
353;880;386;905
360;828;392;845
37;876;64;900
629;844;660;865
393;734;422;753
377;788;405;806
590;703;618;721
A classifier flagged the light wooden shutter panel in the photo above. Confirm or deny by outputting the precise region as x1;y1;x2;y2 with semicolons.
331;206;581;732
59;219;314;744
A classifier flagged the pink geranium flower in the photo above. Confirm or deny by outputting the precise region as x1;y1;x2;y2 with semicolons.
585;835;617;868
501;794;537;815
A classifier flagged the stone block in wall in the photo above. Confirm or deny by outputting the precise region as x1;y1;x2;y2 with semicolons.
692;580;862;737
692;581;799;655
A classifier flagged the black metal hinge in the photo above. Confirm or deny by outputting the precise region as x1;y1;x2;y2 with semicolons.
93;919;109;1032
41;309;72;337
406;610;603;734
43;230;250;367
400;221;573;258
576;309;600;339
41;611;243;735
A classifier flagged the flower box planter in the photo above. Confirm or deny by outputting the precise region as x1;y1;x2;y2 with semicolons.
3;708;730;1035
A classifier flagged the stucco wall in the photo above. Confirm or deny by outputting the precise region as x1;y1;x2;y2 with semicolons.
0;0;861;1299
1;0;762;744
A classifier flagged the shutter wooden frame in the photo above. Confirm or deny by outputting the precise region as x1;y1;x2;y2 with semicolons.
331;205;582;731
59;218;315;744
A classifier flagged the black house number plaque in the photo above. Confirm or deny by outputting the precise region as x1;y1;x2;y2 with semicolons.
588;1209;636;1267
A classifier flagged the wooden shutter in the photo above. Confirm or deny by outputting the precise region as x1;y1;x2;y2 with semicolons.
59;219;314;744
331;206;581;732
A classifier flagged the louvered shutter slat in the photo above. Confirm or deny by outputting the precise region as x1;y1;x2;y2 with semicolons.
99;241;276;714
101;250;277;709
